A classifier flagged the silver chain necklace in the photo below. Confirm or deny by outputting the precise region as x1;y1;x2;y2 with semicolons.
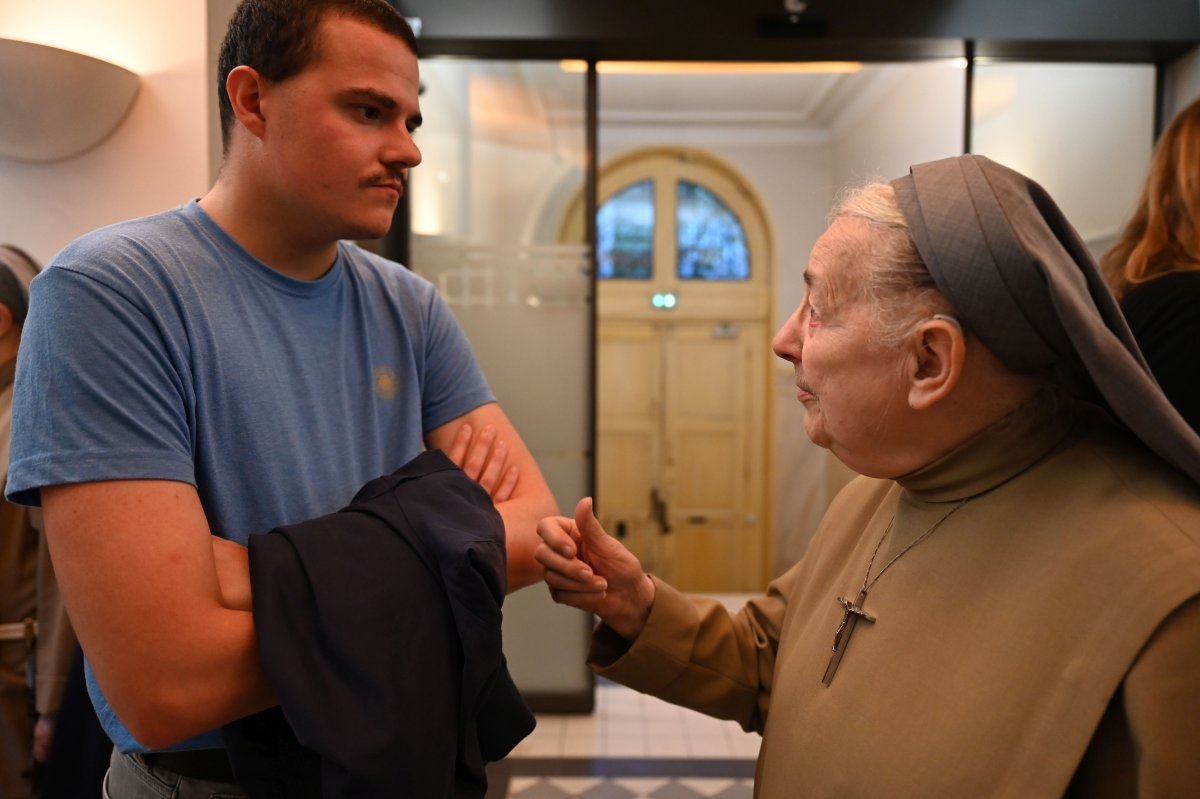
821;498;971;685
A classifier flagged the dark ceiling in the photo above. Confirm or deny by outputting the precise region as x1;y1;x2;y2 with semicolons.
393;0;1200;63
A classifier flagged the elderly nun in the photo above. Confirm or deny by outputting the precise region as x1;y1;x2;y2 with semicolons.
536;155;1200;797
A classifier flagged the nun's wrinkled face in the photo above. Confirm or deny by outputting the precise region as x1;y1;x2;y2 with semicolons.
772;217;912;476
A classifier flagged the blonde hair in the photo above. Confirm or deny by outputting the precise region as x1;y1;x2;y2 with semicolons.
1101;96;1200;300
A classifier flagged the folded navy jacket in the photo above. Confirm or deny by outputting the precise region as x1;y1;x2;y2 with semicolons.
224;450;535;798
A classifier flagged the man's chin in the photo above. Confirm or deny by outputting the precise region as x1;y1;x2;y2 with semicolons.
343;220;394;242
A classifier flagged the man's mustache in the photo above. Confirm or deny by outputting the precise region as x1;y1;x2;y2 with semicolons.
362;170;409;192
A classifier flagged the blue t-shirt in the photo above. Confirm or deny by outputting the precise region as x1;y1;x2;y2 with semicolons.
6;201;494;752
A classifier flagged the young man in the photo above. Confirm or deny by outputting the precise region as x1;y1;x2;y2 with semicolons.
5;1;556;794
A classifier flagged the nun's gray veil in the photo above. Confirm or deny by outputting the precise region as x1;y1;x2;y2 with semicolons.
891;154;1200;485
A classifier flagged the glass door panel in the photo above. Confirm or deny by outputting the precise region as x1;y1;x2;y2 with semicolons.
409;57;593;707
971;62;1156;258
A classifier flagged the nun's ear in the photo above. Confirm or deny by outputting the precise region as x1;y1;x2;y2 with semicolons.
906;314;965;410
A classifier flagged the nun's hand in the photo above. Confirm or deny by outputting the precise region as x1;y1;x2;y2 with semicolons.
536;497;656;641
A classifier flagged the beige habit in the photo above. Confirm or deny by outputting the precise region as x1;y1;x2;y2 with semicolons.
593;400;1200;796
0;247;74;798
590;157;1200;797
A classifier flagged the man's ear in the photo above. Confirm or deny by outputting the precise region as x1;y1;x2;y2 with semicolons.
906;315;965;410
225;65;269;140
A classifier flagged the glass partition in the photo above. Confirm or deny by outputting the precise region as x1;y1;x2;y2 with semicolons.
408;57;593;709
590;61;967;583
971;62;1156;258
406;54;1158;618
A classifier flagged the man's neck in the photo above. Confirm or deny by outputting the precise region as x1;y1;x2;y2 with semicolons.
198;181;339;282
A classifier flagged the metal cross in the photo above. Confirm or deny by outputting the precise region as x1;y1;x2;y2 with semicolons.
822;589;876;686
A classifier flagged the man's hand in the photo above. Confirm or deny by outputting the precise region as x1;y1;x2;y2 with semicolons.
41;480;277;749
428;403;558;592
536;497;656;641
445;423;519;502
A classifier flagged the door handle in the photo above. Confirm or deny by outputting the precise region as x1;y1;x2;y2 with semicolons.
651;487;671;534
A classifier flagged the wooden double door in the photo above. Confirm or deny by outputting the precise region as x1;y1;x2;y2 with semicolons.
597;316;768;591
564;146;774;591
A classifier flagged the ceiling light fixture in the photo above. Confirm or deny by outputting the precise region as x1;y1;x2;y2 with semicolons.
559;60;861;76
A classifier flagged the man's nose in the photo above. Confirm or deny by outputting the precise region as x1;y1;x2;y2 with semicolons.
384;129;422;171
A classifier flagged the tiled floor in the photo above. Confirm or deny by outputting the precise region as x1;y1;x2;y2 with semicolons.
491;595;761;799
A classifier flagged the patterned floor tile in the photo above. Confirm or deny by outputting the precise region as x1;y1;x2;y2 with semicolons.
504;777;756;799
676;778;734;796
577;781;638;799
509;780;571;799
645;782;705;799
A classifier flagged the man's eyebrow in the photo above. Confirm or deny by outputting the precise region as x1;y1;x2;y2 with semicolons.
337;87;398;109
336;87;422;128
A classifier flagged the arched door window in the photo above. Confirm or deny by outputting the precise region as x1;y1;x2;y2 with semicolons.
597;180;654;279
568;146;770;321
597;175;752;283
674;180;750;281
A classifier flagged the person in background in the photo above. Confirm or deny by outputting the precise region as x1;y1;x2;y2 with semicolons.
0;244;75;799
1101;95;1200;431
35;645;113;799
4;1;556;796
538;155;1200;797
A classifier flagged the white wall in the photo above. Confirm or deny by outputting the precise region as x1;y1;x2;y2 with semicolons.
0;0;211;265
831;64;966;195
1164;44;1200;120
971;63;1156;249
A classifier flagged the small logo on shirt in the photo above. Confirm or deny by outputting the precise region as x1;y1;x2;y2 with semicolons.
374;366;398;401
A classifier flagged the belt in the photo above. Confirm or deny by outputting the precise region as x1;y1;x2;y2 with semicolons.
142;749;237;784
0;618;37;646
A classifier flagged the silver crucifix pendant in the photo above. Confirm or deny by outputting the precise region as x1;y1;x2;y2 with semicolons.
822;589;876;686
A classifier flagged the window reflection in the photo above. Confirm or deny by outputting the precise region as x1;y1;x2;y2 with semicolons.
598;180;654;279
676;181;749;281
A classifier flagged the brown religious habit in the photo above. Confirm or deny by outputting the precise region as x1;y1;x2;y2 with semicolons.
822;499;969;684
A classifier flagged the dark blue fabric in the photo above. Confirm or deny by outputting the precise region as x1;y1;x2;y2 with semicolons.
229;451;534;798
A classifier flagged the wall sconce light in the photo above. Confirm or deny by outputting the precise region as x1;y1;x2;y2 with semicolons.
0;37;140;163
